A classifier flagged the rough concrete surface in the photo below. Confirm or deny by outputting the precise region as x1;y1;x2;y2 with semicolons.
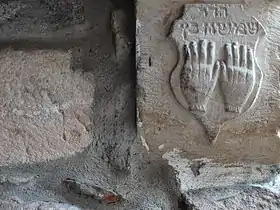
0;0;88;41
0;0;280;210
0;48;95;165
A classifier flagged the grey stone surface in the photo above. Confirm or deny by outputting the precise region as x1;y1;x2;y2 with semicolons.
0;0;280;209
169;4;265;144
0;0;89;41
0;197;80;210
187;187;280;210
0;48;95;166
0;0;172;209
137;0;280;165
137;0;280;209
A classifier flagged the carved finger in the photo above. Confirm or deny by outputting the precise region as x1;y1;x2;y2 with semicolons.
240;45;247;68
246;68;253;85
207;41;215;65
200;40;208;81
212;60;220;81
200;40;208;66
232;43;240;66
225;44;233;67
228;67;234;83
184;43;193;78
247;48;254;71
184;41;189;55
219;61;227;82
246;48;255;83
190;41;199;71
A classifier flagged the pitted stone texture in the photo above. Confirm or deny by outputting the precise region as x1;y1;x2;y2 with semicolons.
163;149;273;192
0;48;95;166
0;197;80;210
187;187;280;210
137;0;280;164
0;0;88;41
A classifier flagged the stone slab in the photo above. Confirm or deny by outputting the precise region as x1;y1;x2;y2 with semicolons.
0;48;95;166
137;0;280;164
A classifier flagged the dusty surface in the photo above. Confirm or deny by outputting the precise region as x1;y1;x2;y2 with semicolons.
0;0;280;209
187;187;280;210
0;48;95;165
137;0;280;164
0;0;88;41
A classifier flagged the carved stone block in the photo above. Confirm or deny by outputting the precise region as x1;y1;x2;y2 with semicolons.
137;1;280;164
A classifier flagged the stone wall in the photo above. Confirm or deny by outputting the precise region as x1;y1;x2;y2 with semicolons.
0;0;280;209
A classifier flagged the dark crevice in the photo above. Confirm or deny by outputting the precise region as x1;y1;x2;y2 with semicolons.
82;0;136;171
148;56;152;67
178;195;196;210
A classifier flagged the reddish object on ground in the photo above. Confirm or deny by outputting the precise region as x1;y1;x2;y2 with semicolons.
103;194;121;203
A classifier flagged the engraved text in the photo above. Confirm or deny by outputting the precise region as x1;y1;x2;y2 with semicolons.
183;21;259;36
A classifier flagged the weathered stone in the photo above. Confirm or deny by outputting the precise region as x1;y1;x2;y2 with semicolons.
0;197;80;210
0;0;89;41
0;48;95;166
137;0;280;164
111;9;131;63
1;0;280;209
163;149;274;192
187;187;280;210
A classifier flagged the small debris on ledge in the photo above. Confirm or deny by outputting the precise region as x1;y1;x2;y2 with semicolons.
62;178;122;204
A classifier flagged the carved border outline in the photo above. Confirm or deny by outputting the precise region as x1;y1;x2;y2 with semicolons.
168;4;265;144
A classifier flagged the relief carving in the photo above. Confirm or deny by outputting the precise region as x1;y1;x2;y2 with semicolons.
220;43;255;113
180;40;218;112
169;4;265;144
203;21;259;36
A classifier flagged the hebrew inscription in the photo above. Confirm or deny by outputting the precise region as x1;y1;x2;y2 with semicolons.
170;4;265;144
184;21;260;36
181;6;260;37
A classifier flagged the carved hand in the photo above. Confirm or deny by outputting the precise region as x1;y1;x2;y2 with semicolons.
180;40;219;112
219;43;255;113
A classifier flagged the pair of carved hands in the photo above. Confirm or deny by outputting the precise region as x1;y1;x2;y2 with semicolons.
181;40;255;113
